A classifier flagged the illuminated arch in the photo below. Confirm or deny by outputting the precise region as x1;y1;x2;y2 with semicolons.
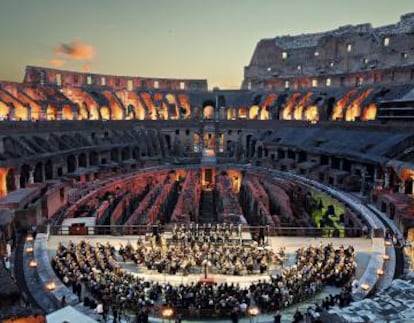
30;104;41;121
140;92;156;120
293;105;304;120
249;105;260;120
158;103;168;120
165;93;178;119
238;108;248;119
46;105;57;120
304;105;319;122
100;106;111;120
260;107;270;120
345;105;361;121
78;103;89;120
0;168;8;197
126;104;136;120
102;91;123;120
203;105;214;120
136;105;145;120
111;105;123;120
362;103;377;121
89;105;99;120
178;94;191;119
165;93;176;105
0;101;10;120
14;103;28;121
227;107;236;120
62;105;74;120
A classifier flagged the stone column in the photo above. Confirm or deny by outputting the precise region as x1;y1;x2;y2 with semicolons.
399;180;406;194
412;176;414;195
339;159;344;171
28;170;34;184
384;169;390;189
27;104;32;121
373;166;384;190
14;174;20;189
360;166;367;195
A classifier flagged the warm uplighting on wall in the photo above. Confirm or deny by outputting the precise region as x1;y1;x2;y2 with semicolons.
362;103;377;121
29;259;38;268
383;254;390;261
45;281;56;291
377;268;384;276
361;283;369;291
26;246;34;254
26;235;33;242
385;240;392;246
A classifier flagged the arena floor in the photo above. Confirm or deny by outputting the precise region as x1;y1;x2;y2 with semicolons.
47;235;371;286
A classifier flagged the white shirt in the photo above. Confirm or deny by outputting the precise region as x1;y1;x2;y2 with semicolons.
95;303;103;314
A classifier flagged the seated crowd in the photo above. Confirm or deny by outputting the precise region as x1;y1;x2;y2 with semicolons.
171;223;242;244
52;240;356;320
119;238;280;275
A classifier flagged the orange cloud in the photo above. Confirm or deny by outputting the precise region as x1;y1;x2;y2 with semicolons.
48;58;66;67
55;39;96;60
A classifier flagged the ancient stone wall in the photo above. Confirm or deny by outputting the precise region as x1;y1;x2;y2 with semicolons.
243;13;414;90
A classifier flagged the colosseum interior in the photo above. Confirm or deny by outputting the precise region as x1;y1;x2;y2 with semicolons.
0;10;414;323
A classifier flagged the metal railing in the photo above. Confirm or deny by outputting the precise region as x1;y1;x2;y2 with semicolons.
46;224;368;238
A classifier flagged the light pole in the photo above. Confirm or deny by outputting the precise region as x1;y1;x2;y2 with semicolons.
247;306;260;323
160;306;174;323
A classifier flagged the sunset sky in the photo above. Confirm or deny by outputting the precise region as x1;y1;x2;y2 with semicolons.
0;0;413;89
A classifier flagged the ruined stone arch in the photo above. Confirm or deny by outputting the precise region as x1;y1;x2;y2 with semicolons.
121;147;131;160
136;104;146;120
165;93;178;119
46;104;58;120
245;133;257;158
5;168;16;193
202;101;215;120
33;162;43;183
111;148;119;162
30;104;42;121
132;146;141;160
45;160;53;180
126;104;136;120
260;106;270;120
0;101;10;120
89;151;99;166
227;107;237;120
326;97;336;120
67;155;77;173
62;105;74;120
249;105;260;120
20;164;31;188
78;153;87;168
238;107;248;119
89;105;100;120
78;102;90;120
100;106;111;120
164;134;172;151
14;103;29;121
111;103;124;120
257;145;264;159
